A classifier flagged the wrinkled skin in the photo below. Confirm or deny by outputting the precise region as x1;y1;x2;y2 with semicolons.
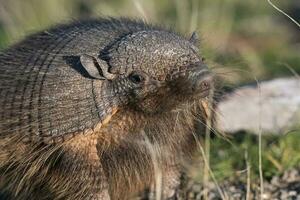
0;18;213;200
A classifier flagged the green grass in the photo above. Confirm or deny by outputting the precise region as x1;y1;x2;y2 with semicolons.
205;131;300;182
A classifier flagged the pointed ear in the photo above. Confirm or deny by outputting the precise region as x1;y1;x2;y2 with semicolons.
189;31;199;45
80;54;105;79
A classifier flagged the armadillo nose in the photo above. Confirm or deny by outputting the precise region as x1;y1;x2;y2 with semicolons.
199;75;213;91
192;72;213;94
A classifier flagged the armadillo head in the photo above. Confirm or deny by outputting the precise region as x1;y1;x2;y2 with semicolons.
81;30;213;115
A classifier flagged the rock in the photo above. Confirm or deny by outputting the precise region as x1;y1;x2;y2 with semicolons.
216;77;300;134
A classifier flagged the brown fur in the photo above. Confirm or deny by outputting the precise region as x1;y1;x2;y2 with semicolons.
0;102;206;200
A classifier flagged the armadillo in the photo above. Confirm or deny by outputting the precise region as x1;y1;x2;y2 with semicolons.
0;18;213;200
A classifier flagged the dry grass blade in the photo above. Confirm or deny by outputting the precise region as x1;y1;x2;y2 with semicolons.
256;78;264;200
199;86;228;200
245;150;251;200
202;93;213;200
132;0;148;22
196;136;228;200
267;0;300;28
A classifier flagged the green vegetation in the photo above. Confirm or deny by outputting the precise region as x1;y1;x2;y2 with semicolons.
207;131;300;182
0;0;299;183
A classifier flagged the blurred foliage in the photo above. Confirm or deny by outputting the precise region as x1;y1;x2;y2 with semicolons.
0;0;299;84
0;0;300;183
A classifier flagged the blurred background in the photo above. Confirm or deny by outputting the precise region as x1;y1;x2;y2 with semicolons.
0;0;299;84
0;0;300;188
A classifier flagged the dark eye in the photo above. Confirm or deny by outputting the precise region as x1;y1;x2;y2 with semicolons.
129;73;144;84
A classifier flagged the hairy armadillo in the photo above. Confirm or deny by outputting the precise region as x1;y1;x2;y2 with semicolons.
0;18;213;200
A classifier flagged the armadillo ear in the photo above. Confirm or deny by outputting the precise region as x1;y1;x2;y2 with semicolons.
80;54;116;80
189;31;199;45
80;54;105;79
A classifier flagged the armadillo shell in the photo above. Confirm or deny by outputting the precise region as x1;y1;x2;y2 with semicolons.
0;19;152;143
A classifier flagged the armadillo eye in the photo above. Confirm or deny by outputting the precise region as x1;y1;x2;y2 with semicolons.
129;73;144;84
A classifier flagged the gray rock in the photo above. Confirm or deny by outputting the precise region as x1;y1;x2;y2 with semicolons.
216;77;300;134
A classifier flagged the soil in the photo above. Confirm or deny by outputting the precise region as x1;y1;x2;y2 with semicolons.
169;168;300;200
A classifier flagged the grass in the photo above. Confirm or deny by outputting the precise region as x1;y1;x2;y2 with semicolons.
202;131;300;182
